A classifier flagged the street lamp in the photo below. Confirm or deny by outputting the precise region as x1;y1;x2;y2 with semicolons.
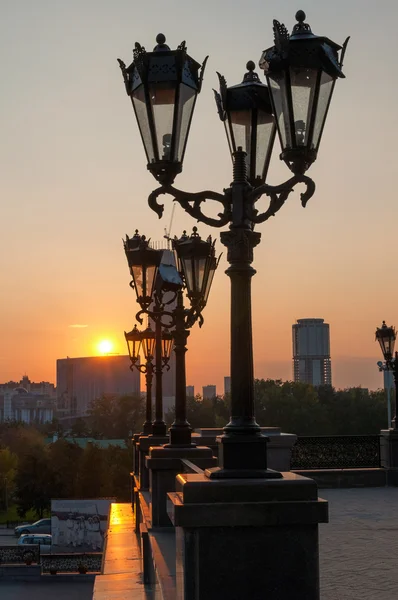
118;11;348;476
125;325;155;435
125;229;219;446
376;321;398;429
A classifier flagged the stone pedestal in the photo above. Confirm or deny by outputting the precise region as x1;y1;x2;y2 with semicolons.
137;435;169;491
168;472;328;600
195;428;297;471
380;429;398;485
146;446;217;527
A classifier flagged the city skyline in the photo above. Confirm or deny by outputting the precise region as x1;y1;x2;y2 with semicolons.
1;1;397;394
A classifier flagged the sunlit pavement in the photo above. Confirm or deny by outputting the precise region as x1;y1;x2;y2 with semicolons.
320;487;398;599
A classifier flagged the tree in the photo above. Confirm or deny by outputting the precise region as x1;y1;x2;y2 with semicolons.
88;394;145;438
75;443;107;498
14;442;54;518
0;447;18;510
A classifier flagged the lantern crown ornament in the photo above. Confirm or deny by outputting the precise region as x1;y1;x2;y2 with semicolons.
118;35;208;185
214;61;276;187
375;321;397;362
259;10;349;175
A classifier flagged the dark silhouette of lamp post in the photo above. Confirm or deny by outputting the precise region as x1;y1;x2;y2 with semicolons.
124;230;219;446
118;11;348;477
125;324;155;435
376;321;398;429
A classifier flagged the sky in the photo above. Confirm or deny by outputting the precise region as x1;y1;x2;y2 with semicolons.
1;0;398;393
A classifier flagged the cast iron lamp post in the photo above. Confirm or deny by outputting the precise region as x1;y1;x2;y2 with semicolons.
124;230;219;446
125;324;156;435
118;11;348;476
375;321;398;429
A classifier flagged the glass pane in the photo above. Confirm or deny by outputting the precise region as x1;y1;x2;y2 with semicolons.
146;265;157;299
268;73;292;150
255;110;276;181
132;266;143;298
203;260;216;304
132;86;155;163
313;72;334;150
149;83;176;161
175;83;196;161
230;110;252;174
182;257;194;293
290;67;318;147
194;257;207;294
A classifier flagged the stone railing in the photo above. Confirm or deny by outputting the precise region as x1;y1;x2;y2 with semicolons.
291;435;381;470
0;545;40;564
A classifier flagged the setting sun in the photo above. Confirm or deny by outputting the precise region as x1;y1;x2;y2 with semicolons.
97;339;114;355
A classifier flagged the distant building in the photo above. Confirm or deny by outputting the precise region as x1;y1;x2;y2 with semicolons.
186;385;195;397
0;375;56;398
224;377;231;395
0;387;55;423
292;318;332;386
203;385;216;400
56;355;140;416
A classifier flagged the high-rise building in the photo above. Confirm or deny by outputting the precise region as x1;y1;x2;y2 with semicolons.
202;385;216;400
292;318;332;386
224;377;231;395
56;355;140;416
186;385;195;397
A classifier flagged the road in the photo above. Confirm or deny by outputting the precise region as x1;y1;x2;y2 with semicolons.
0;581;94;599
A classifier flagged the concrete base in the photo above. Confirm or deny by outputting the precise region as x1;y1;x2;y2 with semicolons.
146;446;217;527
194;428;297;471
137;435;169;491
380;429;398;486
168;472;328;600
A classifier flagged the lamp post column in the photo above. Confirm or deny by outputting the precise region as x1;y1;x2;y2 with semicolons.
166;290;193;447
143;361;153;435
152;305;167;436
392;354;398;430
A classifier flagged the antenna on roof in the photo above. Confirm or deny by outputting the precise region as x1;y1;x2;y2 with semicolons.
164;204;176;248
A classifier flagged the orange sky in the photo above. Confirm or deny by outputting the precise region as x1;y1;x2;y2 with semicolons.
1;0;397;393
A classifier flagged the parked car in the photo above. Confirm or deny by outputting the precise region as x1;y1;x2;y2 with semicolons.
15;518;51;537
18;534;52;547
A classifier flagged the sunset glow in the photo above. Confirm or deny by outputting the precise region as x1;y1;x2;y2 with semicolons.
97;340;114;355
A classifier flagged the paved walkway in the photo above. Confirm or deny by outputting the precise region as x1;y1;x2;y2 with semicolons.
319;487;398;600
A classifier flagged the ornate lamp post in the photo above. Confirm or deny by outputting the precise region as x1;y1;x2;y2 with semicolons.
124;230;219;445
125;324;155;435
118;11;348;477
376;321;398;429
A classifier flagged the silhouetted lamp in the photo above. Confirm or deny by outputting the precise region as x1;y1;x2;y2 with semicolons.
124;232;163;309
118;34;208;184
124;325;142;365
173;227;219;310
376;321;397;362
259;10;349;174
214;61;276;187
161;331;174;366
141;326;156;360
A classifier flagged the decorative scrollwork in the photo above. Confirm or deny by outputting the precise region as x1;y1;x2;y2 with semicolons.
291;435;381;470
247;175;316;224
148;185;232;228
273;19;290;54
135;307;174;328
198;56;209;92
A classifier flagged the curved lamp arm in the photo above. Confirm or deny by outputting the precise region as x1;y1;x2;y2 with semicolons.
247;175;316;224
149;185;232;228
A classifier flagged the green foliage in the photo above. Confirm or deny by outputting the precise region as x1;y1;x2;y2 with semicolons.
88;393;145;438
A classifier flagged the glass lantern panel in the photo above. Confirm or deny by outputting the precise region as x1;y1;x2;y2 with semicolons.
132;85;155;163
203;259;216;305
224;121;233;157
255;109;276;181
162;336;174;360
229;109;252;174
131;266;144;298
145;264;158;300
268;73;292;149
182;257;194;293
194;257;207;294
290;67;318;147
127;337;141;361
312;71;334;150
175;83;196;161
149;83;176;161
